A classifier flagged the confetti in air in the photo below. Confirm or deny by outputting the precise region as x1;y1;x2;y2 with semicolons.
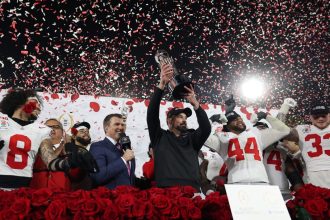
0;0;328;124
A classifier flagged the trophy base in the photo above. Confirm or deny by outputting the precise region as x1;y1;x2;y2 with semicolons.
171;82;194;100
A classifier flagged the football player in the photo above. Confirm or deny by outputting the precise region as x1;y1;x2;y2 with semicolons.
0;89;97;190
285;102;330;188
205;109;291;184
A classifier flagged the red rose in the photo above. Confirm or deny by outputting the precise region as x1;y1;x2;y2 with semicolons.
166;187;182;199
22;101;37;114
181;186;197;198
96;198;113;211
151;194;172;215
169;205;181;219
115;194;135;217
67;199;84;214
188;206;202;219
31;188;52;207
304;198;328;217
177;197;195;209
0;191;16;210
44;200;67;220
295;184;321;201
73;211;101;220
15;187;33;198
114;185;139;194
101;200;119;220
10;198;31;219
148;187;166;196
0;209;19;220
29;207;46;220
80;198;101;216
193;195;206;209
132;200;147;218
201;198;222;220
134;190;150;202
143;202;155;219
91;187;114;200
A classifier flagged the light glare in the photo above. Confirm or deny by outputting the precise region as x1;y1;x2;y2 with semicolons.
241;78;265;100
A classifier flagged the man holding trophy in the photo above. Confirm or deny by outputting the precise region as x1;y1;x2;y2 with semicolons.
146;50;211;191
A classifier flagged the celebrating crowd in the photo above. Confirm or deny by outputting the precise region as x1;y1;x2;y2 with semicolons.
0;63;329;205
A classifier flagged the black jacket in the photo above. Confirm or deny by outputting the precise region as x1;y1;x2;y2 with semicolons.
147;87;211;190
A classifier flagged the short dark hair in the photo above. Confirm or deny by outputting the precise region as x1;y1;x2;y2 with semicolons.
103;113;123;133
0;89;42;117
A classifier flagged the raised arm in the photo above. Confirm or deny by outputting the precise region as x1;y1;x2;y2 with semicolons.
184;84;211;150
147;63;173;144
259;115;291;148
39;138;58;167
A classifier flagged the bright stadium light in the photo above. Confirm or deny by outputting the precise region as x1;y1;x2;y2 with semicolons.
240;78;265;100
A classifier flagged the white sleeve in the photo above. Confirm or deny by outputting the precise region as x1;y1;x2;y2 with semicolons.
265;115;291;133
259;128;290;150
204;134;221;153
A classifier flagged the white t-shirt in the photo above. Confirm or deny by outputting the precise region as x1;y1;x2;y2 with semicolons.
0;113;51;178
296;124;330;172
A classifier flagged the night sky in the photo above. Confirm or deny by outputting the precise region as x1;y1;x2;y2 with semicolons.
0;0;328;124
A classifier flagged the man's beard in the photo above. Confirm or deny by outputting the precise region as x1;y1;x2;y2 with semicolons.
231;124;246;133
175;123;188;133
28;114;38;122
76;136;91;146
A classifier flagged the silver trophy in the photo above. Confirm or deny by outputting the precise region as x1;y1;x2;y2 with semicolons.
155;49;194;100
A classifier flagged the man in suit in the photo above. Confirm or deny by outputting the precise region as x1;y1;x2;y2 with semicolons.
90;113;135;189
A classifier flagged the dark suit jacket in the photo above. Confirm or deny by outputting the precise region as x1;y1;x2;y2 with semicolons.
89;138;135;189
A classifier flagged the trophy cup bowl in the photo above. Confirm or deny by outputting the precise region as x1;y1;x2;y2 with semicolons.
155;49;194;100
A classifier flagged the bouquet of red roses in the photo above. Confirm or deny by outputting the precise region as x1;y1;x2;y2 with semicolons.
286;184;330;220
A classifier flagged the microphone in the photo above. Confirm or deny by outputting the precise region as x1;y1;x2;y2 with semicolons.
119;133;131;150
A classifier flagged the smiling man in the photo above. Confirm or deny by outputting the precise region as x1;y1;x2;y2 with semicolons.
71;122;92;150
205;110;291;185
284;102;330;188
89;114;135;189
147;63;211;191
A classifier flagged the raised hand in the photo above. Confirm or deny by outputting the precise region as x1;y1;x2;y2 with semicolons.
257;111;268;121
210;114;228;124
183;84;199;109
283;98;297;108
159;63;174;89
225;94;236;113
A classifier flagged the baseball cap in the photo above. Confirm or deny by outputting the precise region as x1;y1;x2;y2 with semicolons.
225;111;241;124
310;103;329;115
72;121;90;132
167;107;192;118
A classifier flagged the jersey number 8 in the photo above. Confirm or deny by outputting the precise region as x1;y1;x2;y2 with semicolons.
6;134;32;169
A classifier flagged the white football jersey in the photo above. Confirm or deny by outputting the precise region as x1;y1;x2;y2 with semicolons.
263;145;290;191
0;113;51;178
296;124;330;172
215;128;269;184
200;146;227;181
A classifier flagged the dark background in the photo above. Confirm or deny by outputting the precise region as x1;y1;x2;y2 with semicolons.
0;0;328;124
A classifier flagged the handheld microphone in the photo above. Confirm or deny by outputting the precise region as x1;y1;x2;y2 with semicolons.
119;133;131;150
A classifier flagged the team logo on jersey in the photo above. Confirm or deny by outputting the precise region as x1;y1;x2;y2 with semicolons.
0;119;9;130
302;125;311;134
